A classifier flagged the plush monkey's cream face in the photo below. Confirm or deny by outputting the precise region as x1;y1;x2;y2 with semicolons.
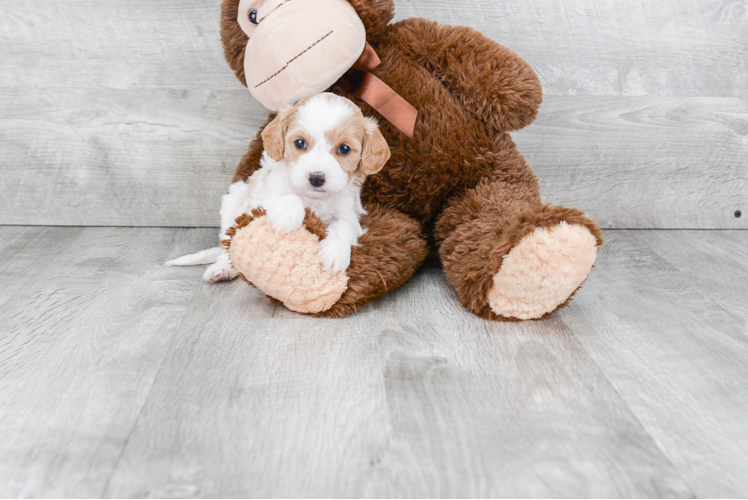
236;0;366;111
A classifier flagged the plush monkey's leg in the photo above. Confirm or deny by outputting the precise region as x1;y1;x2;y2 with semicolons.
435;177;603;321
321;204;429;318
226;204;429;317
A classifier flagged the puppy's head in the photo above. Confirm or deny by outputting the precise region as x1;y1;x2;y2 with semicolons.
261;93;391;198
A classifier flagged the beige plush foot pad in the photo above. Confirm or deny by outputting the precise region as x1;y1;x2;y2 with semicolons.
229;216;348;314
488;222;598;320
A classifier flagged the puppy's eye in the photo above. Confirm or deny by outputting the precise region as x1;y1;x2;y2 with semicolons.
249;10;259;24
294;139;307;150
337;144;351;155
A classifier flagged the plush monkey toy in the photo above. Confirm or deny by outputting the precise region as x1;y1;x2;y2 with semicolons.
220;0;603;320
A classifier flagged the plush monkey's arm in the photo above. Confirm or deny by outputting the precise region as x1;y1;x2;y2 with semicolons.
395;18;542;134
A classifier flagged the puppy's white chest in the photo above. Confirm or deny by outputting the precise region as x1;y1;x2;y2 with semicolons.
305;199;338;225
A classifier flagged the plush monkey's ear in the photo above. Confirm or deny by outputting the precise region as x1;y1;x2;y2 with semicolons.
261;108;292;161
360;117;391;176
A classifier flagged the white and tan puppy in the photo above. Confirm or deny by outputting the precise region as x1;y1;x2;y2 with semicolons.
167;93;391;282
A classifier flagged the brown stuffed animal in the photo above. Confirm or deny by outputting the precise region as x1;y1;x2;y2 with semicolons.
219;0;603;320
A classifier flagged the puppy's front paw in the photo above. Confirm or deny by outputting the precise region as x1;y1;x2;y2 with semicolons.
203;254;239;283
318;237;352;273
266;196;306;233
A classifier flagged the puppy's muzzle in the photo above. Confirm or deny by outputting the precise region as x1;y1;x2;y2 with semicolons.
309;172;326;188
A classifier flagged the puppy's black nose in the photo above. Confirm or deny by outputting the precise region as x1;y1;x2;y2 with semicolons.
309;172;326;188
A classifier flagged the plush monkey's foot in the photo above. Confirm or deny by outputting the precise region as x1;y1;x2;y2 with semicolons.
487;222;598;320
226;210;348;314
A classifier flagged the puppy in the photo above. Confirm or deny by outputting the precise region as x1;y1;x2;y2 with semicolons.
167;93;391;282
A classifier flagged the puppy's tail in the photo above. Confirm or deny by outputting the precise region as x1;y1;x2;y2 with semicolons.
165;247;223;266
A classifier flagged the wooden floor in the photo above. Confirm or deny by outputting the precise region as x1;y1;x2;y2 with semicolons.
0;227;746;498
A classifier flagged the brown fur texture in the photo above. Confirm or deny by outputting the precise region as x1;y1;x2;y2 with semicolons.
220;0;249;87
221;0;603;319
317;204;429;318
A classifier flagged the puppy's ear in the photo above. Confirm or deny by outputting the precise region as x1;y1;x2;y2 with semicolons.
360;117;391;176
261;107;293;161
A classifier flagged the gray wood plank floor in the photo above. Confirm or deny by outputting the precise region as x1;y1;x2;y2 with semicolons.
1;227;746;498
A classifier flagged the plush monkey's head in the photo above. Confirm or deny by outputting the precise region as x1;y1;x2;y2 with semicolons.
220;0;395;111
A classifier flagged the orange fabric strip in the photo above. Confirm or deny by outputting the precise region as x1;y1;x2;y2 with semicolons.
355;72;417;138
353;42;381;71
349;42;417;138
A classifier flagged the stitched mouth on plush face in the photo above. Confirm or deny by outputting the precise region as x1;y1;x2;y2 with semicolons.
253;30;334;89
